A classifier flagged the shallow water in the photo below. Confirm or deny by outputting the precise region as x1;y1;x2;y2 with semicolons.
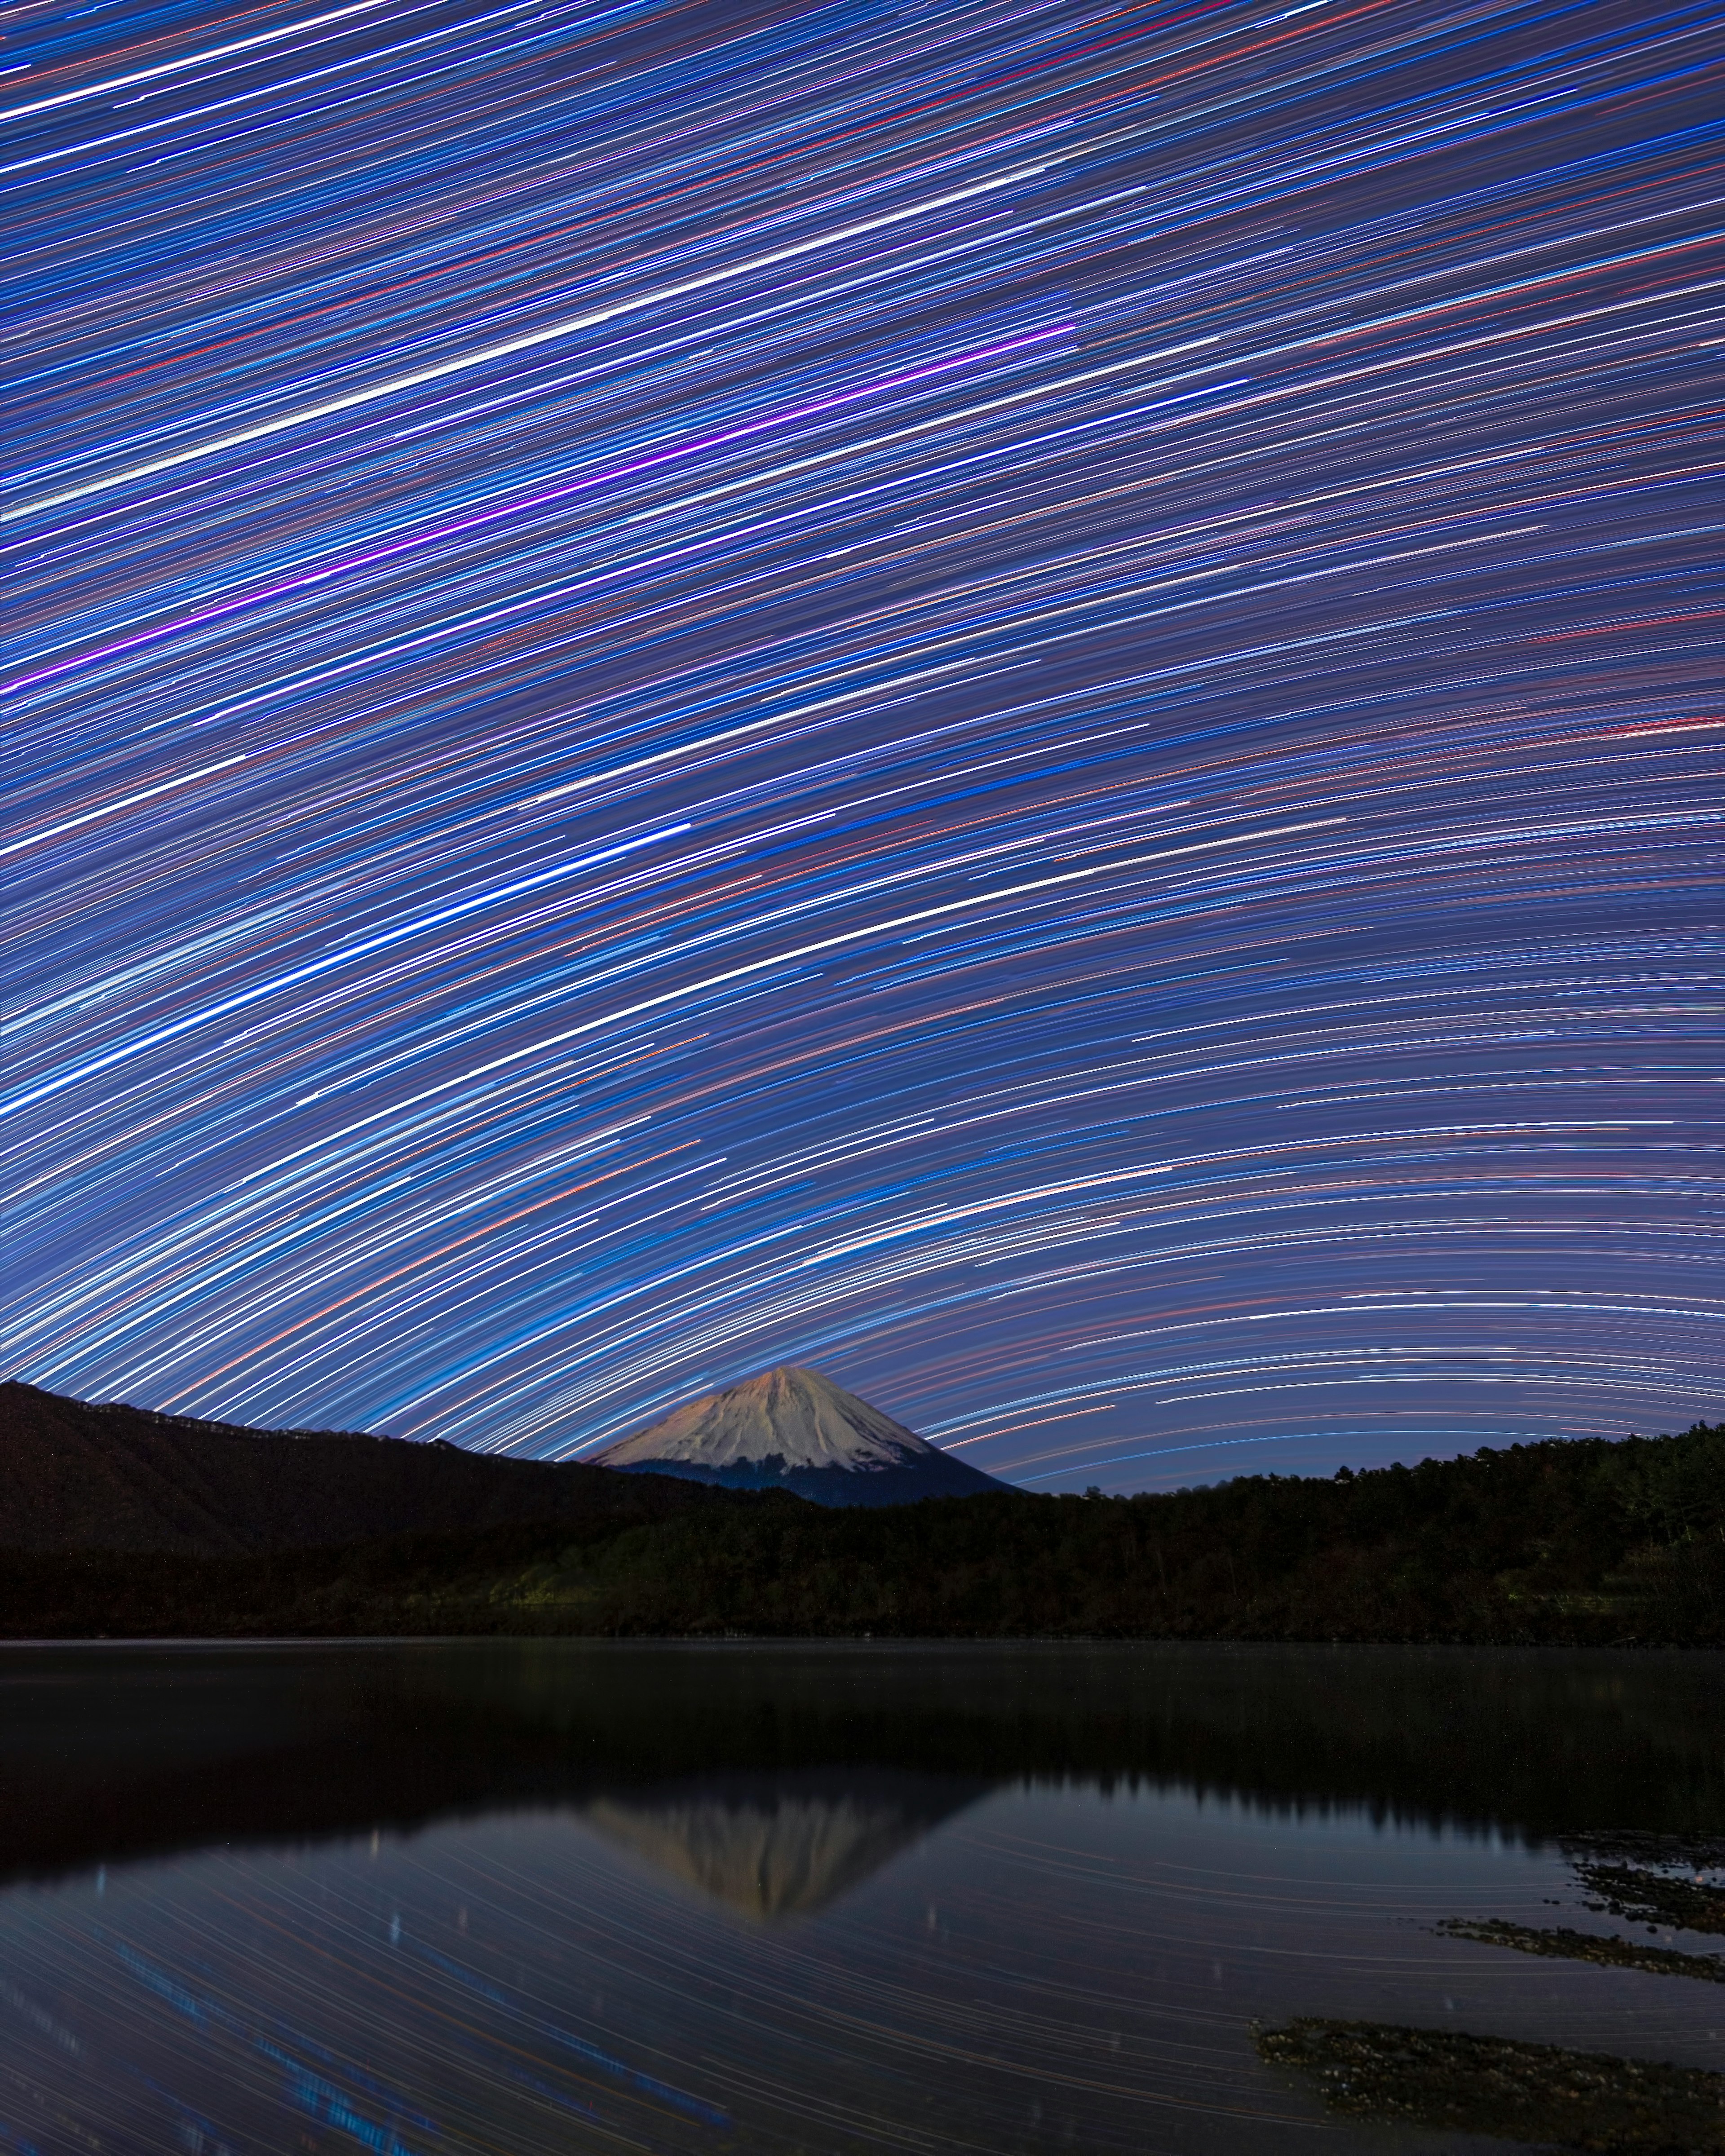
0;1641;1719;2153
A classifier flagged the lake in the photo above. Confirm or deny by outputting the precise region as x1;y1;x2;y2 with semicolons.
0;1641;1719;2153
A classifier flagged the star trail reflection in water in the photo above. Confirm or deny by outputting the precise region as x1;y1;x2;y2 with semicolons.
4;0;1720;1480
0;1641;1721;2153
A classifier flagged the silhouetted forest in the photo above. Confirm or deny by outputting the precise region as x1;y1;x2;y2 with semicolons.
4;1420;1719;1642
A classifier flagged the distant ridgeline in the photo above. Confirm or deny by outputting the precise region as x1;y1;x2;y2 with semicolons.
0;1381;722;1555
0;1381;1719;1643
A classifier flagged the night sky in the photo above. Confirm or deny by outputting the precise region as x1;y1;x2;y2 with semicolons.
6;0;1718;1489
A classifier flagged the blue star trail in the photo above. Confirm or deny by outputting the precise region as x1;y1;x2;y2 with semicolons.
4;0;1719;1486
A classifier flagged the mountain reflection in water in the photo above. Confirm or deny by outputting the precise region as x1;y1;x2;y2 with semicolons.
1;1644;1721;2156
582;1769;991;1918
3;1639;1721;1889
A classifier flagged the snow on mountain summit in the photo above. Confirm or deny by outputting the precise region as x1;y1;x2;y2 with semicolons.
597;1367;929;1472
593;1367;1005;1506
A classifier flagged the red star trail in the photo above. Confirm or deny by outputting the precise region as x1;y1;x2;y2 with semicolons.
4;0;1719;1483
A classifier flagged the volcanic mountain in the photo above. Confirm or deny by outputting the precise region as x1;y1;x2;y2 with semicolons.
592;1366;1006;1507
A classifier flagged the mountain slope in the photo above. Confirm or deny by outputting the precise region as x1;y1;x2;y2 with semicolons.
593;1366;1006;1506
0;1381;725;1554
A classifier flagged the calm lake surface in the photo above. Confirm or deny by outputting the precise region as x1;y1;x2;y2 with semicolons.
0;1641;1720;2154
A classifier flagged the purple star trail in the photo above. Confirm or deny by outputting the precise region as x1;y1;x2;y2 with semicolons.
4;0;1719;1484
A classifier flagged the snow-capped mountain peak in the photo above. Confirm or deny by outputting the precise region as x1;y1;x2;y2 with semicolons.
593;1367;1004;1507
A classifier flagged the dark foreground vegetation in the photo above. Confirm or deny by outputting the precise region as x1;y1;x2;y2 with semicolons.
1438;1918;1725;1984
1256;2020;1725;2151
3;1417;1719;1641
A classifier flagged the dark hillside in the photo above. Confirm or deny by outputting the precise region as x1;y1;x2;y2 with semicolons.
467;1419;1725;1644
0;1382;728;1554
1;1413;1719;1643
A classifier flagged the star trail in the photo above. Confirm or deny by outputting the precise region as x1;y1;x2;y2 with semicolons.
4;0;1719;1485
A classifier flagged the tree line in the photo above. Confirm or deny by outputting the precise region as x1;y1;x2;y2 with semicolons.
4;1420;1720;1642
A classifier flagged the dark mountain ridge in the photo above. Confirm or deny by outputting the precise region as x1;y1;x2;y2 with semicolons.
0;1391;1718;1644
0;1380;733;1554
3;1382;1719;1648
